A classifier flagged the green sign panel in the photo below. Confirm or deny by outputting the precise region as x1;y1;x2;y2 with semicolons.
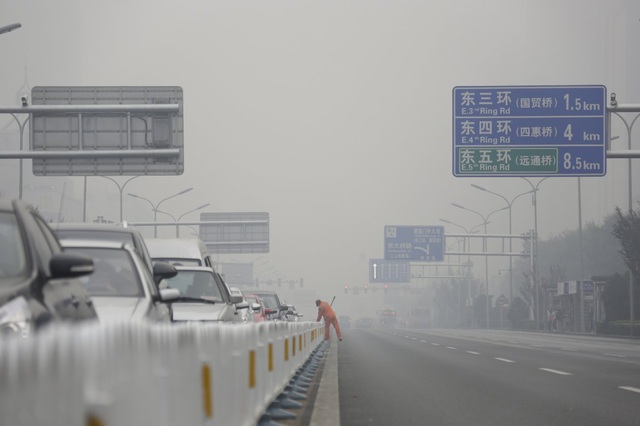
457;147;558;175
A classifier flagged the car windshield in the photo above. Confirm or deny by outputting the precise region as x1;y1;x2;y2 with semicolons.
0;212;27;279
66;247;143;297
153;257;202;267
164;270;223;302
254;293;279;310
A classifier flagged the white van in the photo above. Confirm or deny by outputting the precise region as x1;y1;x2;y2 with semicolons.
145;238;215;268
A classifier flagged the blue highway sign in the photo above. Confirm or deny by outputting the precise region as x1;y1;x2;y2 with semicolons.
453;85;606;177
384;226;445;262
369;259;410;283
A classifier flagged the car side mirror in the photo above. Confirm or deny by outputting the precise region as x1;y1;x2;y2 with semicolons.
235;301;249;310
153;261;177;285
229;294;244;304
251;303;261;312
158;288;180;302
50;253;94;279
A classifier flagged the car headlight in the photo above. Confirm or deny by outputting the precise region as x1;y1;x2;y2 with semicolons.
0;297;33;339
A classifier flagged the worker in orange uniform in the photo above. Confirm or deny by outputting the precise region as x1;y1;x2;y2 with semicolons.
316;299;342;341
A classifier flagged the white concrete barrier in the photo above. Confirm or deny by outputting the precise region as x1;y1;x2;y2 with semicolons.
0;320;324;426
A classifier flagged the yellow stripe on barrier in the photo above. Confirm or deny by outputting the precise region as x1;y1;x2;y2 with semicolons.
249;350;256;389
293;336;297;357
285;339;289;361
299;334;303;351
268;343;274;371
202;363;213;418
86;414;103;426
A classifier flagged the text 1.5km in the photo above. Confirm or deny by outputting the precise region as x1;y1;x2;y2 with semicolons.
563;94;601;112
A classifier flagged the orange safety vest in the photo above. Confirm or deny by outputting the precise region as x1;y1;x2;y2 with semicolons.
317;301;336;321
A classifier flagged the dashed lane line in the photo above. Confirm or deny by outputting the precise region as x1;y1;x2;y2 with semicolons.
604;353;625;358
619;386;640;394
539;368;572;375
446;347;457;350
494;358;515;363
466;351;481;355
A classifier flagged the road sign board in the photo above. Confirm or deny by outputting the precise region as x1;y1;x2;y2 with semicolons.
30;86;184;176
199;212;269;254
384;225;445;261
453;85;606;177
369;259;410;283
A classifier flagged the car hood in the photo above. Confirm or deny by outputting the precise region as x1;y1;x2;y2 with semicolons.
92;297;150;322
171;302;228;322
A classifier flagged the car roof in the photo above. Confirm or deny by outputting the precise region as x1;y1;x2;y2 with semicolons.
53;223;136;233
59;239;133;250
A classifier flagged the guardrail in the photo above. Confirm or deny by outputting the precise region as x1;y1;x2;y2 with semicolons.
0;320;324;426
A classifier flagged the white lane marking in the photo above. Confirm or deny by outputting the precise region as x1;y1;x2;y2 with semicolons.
446;346;456;350
539;368;572;375
466;351;481;355
431;343;440;346
411;337;418;340
419;340;427;343
494;358;515;363
404;335;410;338
619;386;640;394
604;353;625;358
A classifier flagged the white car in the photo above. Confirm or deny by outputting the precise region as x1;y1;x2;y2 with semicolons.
162;266;249;323
60;240;179;323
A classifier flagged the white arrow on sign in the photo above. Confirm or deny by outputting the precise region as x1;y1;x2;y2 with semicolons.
373;263;378;279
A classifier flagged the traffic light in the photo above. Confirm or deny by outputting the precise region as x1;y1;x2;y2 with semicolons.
344;284;348;294
384;284;389;293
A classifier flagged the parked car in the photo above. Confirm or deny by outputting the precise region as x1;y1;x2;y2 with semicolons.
60;240;179;323
54;223;155;275
161;266;248;323
284;304;304;321
244;294;269;322
229;286;254;322
53;223;178;290
144;238;215;268
249;290;289;321
0;200;97;338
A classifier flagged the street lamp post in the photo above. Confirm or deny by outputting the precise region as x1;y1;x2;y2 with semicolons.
156;203;210;237
440;218;483;327
128;187;193;237
471;185;534;303
99;176;141;223
2;23;24;199
451;203;509;328
520;177;549;331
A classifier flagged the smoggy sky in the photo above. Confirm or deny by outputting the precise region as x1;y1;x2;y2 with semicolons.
1;0;640;314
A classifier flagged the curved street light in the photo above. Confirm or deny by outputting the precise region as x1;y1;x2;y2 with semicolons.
439;218;483;328
451;203;509;328
471;184;534;303
156;202;210;237
128;187;193;237
0;23;21;35
519;177;549;330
